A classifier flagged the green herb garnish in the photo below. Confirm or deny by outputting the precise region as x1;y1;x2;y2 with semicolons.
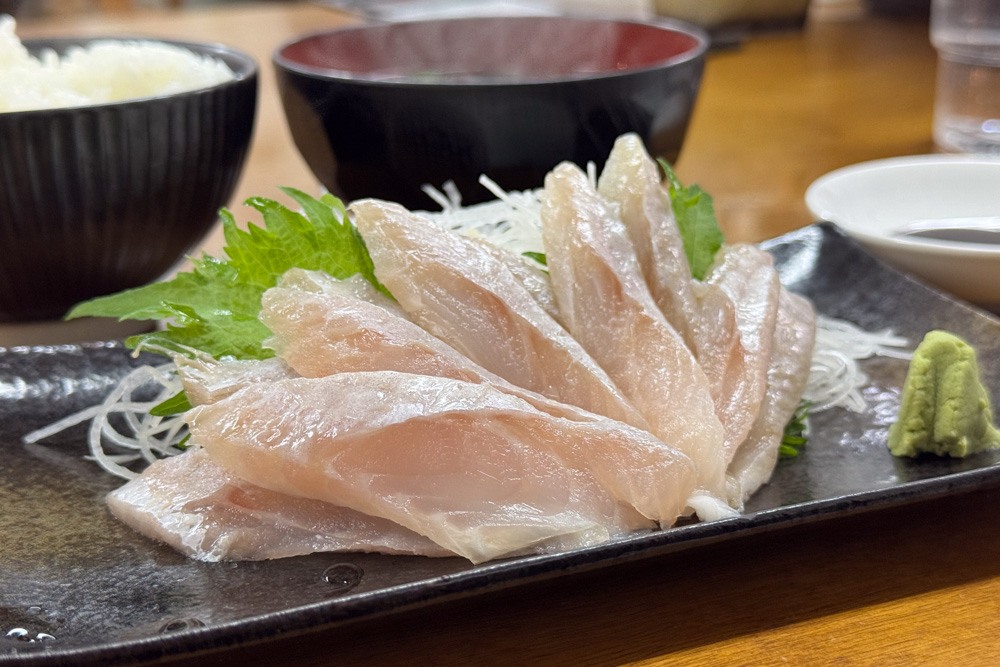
68;188;385;361
148;391;192;417
779;401;811;458
656;158;724;281
522;251;547;266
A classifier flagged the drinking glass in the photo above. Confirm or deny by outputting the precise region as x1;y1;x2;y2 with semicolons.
931;0;1000;153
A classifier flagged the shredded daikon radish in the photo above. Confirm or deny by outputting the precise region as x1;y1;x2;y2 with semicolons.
416;163;606;259
23;363;186;480
804;316;912;413
418;178;545;260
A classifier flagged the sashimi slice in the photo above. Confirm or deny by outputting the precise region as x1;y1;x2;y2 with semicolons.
277;268;407;318
260;270;608;423
687;284;739;395
700;244;780;463
540;162;729;512
350;199;647;430
175;356;297;406
472;238;565;327
187;372;697;563
596;133;699;351
596;136;779;469
262;273;483;382
108;448;451;561
727;290;816;506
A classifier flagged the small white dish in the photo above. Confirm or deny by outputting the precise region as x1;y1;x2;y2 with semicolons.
805;154;1000;310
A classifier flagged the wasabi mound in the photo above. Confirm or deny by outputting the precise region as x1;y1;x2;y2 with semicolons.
888;330;1000;458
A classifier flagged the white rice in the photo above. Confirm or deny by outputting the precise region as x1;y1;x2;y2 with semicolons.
0;15;236;113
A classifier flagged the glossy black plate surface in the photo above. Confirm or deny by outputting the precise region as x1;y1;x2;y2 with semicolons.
2;223;999;665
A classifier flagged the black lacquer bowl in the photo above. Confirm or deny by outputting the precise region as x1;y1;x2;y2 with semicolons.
0;38;258;323
273;16;707;210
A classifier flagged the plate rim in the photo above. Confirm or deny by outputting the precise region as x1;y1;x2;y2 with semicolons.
11;462;1000;667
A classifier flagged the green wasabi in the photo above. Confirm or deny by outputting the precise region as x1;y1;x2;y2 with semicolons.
888;330;1000;458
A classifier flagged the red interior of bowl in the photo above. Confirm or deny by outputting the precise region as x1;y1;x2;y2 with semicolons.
278;16;702;82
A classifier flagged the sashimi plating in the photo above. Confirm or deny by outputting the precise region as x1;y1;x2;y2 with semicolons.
24;132;890;565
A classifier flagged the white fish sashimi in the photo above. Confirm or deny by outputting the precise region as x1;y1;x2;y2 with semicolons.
471;238;565;327
175;356;297;406
540;162;729;509
727;289;816;506
156;353;455;560
688;283;740;396
261;277;490;385
701;244;780;463
107;448;452;561
350;199;649;431
186;371;698;563
596;133;699;351
277;268;407;317
260;270;610;424
596;136;780;470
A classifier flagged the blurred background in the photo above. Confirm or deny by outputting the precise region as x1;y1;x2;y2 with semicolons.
5;0;932;23
1;0;945;338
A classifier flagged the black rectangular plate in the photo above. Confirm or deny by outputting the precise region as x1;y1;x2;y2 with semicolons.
3;223;1000;665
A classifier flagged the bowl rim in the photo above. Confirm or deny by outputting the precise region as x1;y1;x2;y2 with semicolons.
804;154;1000;258
272;14;709;87
1;36;258;117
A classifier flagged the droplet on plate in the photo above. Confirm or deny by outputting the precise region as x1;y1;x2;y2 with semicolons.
158;618;206;634
5;628;31;642
322;563;364;593
35;633;55;642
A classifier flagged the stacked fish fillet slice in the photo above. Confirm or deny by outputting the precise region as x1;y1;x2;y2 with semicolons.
108;135;817;565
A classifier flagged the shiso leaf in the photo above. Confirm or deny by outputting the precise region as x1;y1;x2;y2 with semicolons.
67;188;387;361
657;158;724;281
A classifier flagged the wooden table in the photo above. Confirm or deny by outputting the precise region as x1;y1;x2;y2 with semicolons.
19;5;997;666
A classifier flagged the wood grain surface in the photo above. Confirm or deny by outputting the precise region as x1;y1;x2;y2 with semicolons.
17;4;994;666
